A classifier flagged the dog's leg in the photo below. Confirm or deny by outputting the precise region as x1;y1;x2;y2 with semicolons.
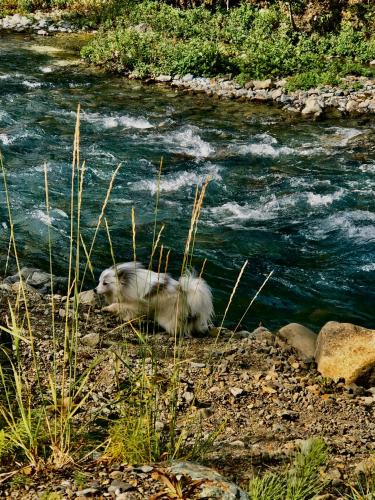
102;303;121;314
102;303;138;321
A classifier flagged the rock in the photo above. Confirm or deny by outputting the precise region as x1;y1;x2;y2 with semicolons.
78;290;97;306
182;74;194;82
4;267;68;294
346;99;359;113
277;323;317;360
276;78;287;88
167;462;249;499
81;332;100;348
271;88;283;100
230;387;243;397
190;362;206;368
252;79;274;90
75;487;99;496
369;60;375;66
315;321;375;386
301;96;323;116
108;480;133;493
253;326;274;344
155;75;172;83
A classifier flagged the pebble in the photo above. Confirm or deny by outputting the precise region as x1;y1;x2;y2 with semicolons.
76;487;99;496
230;387;243;397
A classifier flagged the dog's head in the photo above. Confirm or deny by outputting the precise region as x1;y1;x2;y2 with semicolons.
95;262;143;302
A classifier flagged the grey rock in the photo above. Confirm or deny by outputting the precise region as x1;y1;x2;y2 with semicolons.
168;462;249;499
76;488;98;496
271;88;283;100
301;96;323;116
134;465;153;473
182;74;194;82
230;387;243;397
81;333;100;348
346;99;359;112
253;78;274;90
277;323;317;360
279;94;293;104
108;480;133;493
190;362;206;368
155;74;172;83
78;289;98;306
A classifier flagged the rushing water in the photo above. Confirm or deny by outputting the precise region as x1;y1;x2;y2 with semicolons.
0;34;374;330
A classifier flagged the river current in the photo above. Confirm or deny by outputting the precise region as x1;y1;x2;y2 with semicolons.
0;34;374;330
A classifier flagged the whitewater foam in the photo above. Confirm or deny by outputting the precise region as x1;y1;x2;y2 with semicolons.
361;263;375;272
0;133;14;145
132;164;221;194
326;126;364;147
311;210;375;242
157;126;214;158
82;111;153;129
229;133;294;158
306;189;344;207
22;80;42;89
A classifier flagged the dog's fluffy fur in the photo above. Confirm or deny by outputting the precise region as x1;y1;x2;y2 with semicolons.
95;262;214;336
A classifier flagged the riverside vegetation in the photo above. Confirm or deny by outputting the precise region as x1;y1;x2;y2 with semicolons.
0;113;375;498
0;0;375;91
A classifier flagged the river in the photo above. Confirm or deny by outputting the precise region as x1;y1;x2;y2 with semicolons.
1;33;374;330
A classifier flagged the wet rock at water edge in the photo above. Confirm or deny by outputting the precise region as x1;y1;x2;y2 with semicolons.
315;321;375;386
3;267;68;295
277;323;317;361
301;96;324;117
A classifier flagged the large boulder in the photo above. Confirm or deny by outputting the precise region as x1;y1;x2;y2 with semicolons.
315;321;375;386
277;323;317;361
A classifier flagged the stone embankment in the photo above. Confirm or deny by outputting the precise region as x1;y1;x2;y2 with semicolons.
0;12;84;35
1;12;375;117
163;73;375;118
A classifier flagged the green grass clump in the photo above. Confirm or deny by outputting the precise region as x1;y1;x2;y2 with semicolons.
249;438;328;500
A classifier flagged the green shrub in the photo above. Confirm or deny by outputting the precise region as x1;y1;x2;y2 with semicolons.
80;1;375;88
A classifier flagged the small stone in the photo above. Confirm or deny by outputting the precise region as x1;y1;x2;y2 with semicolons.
230;387;243;397
253;78;274;90
183;391;194;403
81;332;100;348
134;465;153;473
190;362;206;369
301;96;323;116
155;75;172;83
109;470;123;480
78;289;97;306
108;480;133;493
76;488;98;496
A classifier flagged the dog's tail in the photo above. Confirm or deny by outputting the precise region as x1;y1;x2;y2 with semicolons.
178;272;214;334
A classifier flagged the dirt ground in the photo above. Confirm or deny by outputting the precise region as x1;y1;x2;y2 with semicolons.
0;287;374;499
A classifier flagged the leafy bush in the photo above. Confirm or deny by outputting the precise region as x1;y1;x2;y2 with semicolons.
79;1;375;87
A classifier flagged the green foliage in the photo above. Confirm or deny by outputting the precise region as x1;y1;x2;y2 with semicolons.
249;438;328;500
80;1;375;88
285;70;340;91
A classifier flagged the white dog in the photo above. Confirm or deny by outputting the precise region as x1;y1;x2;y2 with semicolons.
95;262;214;336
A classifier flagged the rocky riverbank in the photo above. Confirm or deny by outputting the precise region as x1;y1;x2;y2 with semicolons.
1;12;375;119
0;12;85;35
0;269;374;498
